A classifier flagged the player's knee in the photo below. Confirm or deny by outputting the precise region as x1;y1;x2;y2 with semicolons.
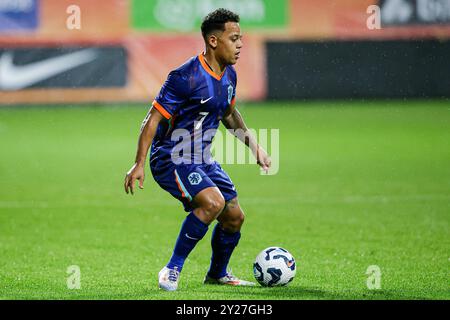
203;195;225;218
223;211;245;233
236;211;245;228
233;212;245;231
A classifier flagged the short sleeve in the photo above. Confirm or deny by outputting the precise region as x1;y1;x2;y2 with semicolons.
153;71;189;119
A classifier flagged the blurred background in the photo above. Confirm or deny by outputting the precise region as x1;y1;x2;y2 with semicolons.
1;0;449;104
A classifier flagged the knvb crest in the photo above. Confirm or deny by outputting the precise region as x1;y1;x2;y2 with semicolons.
188;172;202;185
227;84;233;105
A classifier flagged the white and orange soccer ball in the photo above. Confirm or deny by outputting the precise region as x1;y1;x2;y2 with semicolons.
253;247;296;287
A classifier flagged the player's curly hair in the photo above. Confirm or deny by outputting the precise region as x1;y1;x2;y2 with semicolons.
201;8;240;40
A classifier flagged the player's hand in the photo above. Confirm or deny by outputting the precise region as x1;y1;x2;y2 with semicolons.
255;147;271;174
124;163;145;195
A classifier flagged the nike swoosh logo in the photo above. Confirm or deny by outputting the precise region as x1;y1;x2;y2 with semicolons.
185;233;200;241
0;49;99;90
200;97;213;104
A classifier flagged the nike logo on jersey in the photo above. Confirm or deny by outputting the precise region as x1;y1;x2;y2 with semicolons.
200;96;213;104
0;49;99;90
185;233;200;241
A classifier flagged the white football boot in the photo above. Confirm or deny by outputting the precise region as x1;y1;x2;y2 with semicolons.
203;270;256;286
158;266;180;291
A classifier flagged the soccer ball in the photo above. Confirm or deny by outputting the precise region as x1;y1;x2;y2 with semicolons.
253;247;296;287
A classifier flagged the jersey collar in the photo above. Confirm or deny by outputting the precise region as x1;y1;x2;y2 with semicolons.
198;53;225;81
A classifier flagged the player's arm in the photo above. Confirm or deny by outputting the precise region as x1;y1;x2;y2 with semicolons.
222;107;271;173
124;107;165;195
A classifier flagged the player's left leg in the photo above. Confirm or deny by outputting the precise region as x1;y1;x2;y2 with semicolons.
206;197;243;277
204;197;255;286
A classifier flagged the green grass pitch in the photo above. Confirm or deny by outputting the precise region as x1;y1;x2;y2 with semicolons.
0;100;449;300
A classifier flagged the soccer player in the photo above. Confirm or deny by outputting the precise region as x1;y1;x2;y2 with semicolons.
124;8;271;291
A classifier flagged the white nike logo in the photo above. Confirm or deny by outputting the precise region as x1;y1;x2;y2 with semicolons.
0;49;99;90
200;97;213;104
185;233;200;241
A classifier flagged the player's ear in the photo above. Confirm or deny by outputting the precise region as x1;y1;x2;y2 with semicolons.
207;34;218;49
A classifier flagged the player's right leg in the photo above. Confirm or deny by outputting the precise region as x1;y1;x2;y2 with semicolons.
158;187;224;291
153;166;225;291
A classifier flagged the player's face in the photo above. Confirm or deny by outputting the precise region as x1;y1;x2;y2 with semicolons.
217;22;243;65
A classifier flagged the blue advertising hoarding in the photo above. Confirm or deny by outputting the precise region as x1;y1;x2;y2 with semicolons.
0;0;38;32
